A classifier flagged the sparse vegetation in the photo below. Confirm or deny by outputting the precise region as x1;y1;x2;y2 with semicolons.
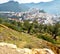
0;18;60;49
37;33;56;44
0;18;60;54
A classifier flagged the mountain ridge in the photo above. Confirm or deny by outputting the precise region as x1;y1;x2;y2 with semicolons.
0;0;60;14
0;1;29;12
21;0;60;14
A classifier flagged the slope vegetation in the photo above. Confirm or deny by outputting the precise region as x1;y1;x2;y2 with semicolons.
0;24;60;54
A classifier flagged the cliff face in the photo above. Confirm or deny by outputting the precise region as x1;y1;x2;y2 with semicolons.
0;42;54;54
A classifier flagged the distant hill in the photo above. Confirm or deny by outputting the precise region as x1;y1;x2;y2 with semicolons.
21;0;60;14
0;0;60;14
0;1;29;12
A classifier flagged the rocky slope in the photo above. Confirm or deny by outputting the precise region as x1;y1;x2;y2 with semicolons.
0;24;60;54
0;42;54;54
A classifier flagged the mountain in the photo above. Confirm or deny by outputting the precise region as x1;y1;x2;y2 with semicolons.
0;1;20;12
0;0;60;14
0;24;60;54
0;1;29;12
21;0;60;14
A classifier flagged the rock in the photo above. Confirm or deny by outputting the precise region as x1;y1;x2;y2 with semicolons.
32;48;54;54
0;42;17;48
0;42;55;54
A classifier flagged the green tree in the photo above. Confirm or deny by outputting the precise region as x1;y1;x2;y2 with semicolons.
47;22;60;40
0;18;3;24
23;20;32;33
11;20;18;26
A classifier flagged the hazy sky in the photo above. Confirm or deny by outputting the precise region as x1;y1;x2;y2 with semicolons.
0;0;54;4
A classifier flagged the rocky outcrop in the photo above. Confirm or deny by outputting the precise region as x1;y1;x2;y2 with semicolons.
0;42;55;54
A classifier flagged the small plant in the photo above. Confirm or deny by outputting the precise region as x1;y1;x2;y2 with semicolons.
37;34;56;44
24;44;33;49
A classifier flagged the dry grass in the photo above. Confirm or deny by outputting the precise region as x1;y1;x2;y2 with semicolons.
0;24;60;54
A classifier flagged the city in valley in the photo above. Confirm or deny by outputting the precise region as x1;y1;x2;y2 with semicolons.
0;8;60;25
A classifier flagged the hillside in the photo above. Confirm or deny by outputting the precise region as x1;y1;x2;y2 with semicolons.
0;42;54;54
0;24;60;54
22;0;60;14
0;0;60;14
0;1;29;12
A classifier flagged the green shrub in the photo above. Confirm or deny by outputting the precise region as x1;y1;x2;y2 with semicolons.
37;34;56;44
3;23;22;32
24;44;33;49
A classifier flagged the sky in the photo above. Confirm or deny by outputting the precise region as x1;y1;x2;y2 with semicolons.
0;0;54;4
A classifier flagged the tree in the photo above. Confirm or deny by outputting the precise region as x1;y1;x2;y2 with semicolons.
39;9;46;13
11;20;18;26
17;22;22;27
38;24;44;33
32;20;39;33
53;22;60;40
47;22;60;40
0;18;3;24
27;24;32;33
23;20;32;33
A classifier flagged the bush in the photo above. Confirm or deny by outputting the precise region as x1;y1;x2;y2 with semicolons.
0;18;4;24
37;34;56;44
24;44;33;49
3;23;23;32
